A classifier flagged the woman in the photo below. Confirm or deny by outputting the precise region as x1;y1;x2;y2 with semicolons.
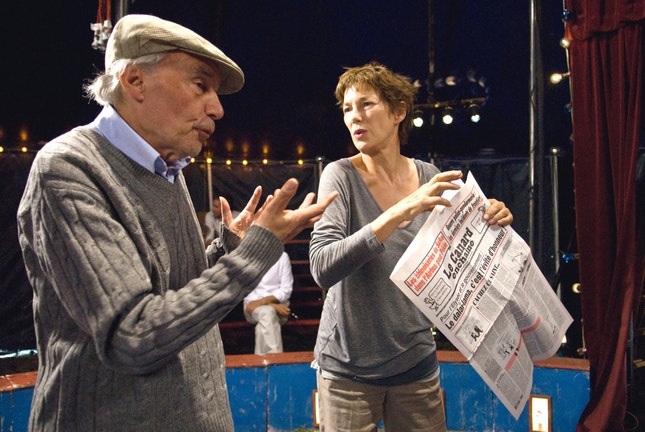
309;62;513;431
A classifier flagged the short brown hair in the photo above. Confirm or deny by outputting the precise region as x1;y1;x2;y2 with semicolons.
335;62;417;144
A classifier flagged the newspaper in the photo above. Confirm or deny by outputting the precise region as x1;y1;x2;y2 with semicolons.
391;172;573;419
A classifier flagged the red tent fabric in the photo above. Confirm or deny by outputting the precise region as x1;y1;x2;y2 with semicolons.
565;1;645;430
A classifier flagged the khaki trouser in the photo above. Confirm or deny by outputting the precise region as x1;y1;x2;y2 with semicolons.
316;369;446;432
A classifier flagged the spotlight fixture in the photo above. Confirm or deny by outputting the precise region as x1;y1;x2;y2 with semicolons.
445;76;458;86
441;106;454;125
420;71;489;128
561;9;571;21
529;395;552;432
467;104;481;123
412;109;424;128
90;20;112;52
549;71;570;84
559;37;571;49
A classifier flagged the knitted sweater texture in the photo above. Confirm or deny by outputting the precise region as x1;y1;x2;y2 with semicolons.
17;127;283;431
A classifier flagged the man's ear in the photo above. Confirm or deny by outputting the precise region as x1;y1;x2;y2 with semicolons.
120;63;145;102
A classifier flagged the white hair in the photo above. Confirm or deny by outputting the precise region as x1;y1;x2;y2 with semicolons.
83;52;169;106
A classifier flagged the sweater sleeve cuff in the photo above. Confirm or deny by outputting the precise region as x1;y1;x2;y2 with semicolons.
233;225;284;274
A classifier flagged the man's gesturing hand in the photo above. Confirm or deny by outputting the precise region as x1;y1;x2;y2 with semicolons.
255;178;338;243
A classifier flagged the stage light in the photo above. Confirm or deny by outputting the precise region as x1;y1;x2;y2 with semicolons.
90;20;112;52
549;71;570;84
19;127;29;142
529;395;552;432
441;107;454;125
313;390;320;427
559;37;571;49
467;104;481;123
445;75;458;86
413;109;424;128
562;9;571;21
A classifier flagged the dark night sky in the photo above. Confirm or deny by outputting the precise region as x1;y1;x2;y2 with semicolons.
1;1;572;161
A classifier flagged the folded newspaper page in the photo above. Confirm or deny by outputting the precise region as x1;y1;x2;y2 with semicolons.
391;172;573;419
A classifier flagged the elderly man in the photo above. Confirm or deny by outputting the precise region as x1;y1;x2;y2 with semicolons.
17;14;336;432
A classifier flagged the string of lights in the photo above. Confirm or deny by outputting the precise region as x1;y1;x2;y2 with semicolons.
191;156;326;167
0;125;323;163
548;2;576;301
0;142;326;167
0;128;44;154
0;146;40;155
549;3;573;114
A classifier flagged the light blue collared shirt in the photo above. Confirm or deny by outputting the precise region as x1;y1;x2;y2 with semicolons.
88;105;190;183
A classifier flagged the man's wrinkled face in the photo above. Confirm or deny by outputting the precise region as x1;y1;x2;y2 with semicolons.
137;52;225;162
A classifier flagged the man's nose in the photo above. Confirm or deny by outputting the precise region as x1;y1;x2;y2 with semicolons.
207;93;224;121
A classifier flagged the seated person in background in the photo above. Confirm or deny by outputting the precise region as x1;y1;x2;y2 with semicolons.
204;196;239;245
243;251;293;354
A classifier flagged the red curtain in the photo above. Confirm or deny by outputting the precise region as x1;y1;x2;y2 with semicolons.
565;1;645;430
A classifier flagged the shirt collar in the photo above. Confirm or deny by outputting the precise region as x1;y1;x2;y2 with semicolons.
88;105;191;183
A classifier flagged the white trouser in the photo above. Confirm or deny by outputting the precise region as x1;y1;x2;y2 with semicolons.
244;304;288;355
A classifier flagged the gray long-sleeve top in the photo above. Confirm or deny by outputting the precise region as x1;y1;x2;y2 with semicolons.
310;158;441;382
17;127;283;431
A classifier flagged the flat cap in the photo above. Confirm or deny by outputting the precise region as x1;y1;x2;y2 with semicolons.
105;14;244;94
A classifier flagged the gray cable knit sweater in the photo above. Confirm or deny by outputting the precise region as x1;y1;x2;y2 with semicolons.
17;127;283;431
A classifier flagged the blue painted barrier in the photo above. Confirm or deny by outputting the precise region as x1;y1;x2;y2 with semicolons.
1;352;590;432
